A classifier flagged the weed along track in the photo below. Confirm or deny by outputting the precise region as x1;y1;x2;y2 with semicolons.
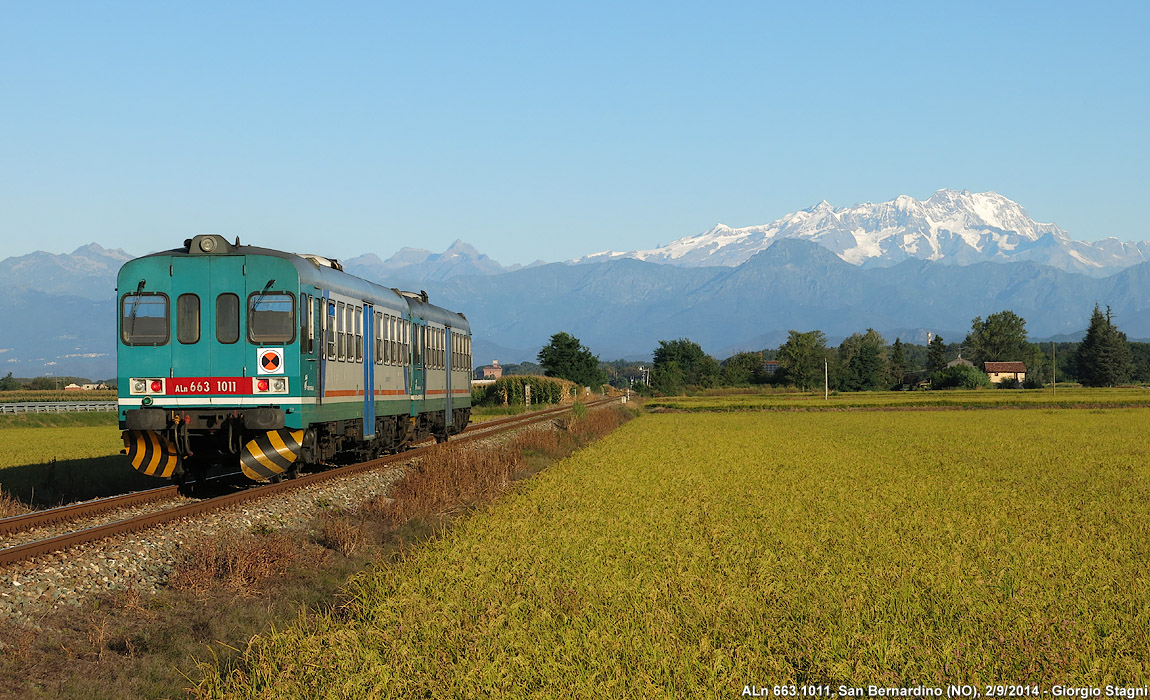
0;399;616;607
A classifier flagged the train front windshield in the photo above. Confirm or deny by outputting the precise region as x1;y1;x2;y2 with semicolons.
121;294;169;346
248;293;295;344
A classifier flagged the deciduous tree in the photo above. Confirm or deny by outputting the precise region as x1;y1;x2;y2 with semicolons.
537;332;606;388
651;338;719;393
838;329;886;391
777;330;829;391
966;311;1028;366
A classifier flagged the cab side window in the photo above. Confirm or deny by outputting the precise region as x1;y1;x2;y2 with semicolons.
216;293;240;344
177;294;200;344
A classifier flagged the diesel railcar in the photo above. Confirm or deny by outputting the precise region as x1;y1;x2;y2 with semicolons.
117;235;472;482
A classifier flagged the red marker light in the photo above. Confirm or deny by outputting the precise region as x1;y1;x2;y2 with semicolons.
150;380;163;393
257;379;270;392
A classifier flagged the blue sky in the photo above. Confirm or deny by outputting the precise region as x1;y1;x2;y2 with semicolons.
2;1;1147;266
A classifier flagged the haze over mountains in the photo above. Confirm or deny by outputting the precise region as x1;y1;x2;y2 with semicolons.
4;190;1150;379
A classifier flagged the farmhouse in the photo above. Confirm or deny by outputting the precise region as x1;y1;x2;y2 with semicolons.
984;361;1026;384
476;360;503;380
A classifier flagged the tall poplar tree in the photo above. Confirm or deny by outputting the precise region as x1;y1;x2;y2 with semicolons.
889;338;907;387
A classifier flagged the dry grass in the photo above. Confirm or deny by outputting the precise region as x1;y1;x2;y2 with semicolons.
371;445;522;524
313;511;367;556
0;488;30;517
168;529;310;595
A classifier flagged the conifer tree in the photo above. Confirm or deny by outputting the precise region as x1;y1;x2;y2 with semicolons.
927;335;947;372
1076;305;1132;387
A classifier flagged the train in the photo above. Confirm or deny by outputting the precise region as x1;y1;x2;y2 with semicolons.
117;234;472;483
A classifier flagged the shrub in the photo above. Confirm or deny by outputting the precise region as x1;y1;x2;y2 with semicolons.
931;364;992;389
998;377;1022;389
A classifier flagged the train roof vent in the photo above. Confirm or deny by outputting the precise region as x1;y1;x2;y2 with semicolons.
186;234;235;255
393;288;429;303
300;254;343;271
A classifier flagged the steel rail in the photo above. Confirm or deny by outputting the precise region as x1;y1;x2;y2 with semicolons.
0;398;615;567
0;486;180;536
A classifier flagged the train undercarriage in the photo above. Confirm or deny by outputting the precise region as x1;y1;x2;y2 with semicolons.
122;406;471;485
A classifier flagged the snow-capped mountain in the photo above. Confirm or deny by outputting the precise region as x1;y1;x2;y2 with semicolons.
578;190;1150;277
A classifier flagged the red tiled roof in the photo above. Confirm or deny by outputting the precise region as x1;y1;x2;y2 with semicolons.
984;361;1026;372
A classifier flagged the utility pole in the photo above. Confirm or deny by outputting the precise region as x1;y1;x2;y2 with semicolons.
1052;342;1056;396
824;358;829;400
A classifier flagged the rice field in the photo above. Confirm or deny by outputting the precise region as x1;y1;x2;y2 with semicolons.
646;386;1150;411
193;406;1150;695
0;413;123;469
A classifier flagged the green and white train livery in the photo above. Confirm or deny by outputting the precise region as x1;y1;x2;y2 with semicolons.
117;235;472;482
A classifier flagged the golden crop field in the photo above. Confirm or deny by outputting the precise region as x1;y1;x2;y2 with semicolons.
647;386;1150;411
194;407;1150;695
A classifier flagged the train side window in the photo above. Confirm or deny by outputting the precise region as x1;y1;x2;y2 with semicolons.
355;307;363;363
248;292;295;344
326;301;336;358
375;312;383;364
121;293;170;346
345;304;353;361
403;320;410;366
216;293;240;344
311;297;319;355
299;294;311;353
390;316;398;365
337;302;346;360
383;315;392;365
176;294;200;344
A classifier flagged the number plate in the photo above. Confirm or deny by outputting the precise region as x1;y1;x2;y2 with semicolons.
166;377;251;395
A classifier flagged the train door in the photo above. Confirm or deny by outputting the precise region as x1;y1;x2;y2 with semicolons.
410;318;425;414
363;303;375;439
314;294;326;406
169;255;247;378
444;327;453;429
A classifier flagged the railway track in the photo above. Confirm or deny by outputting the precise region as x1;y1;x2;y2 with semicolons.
0;399;616;568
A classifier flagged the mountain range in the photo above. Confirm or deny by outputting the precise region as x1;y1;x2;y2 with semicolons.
577;190;1150;277
4;189;1149;379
